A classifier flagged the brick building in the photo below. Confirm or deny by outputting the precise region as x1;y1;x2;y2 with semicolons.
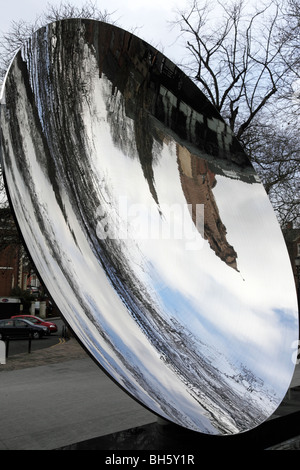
0;207;42;296
0;243;25;296
283;222;300;309
0;208;27;296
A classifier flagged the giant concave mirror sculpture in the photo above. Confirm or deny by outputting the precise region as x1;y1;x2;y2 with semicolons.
0;19;298;436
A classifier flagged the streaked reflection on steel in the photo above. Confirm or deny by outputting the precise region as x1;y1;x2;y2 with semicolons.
0;19;298;435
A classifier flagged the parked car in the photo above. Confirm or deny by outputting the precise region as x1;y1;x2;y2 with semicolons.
12;315;58;333
0;318;49;340
26;286;40;296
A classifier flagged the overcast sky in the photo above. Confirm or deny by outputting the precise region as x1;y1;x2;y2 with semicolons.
0;0;184;63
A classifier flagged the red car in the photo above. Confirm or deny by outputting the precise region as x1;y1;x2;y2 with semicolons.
12;315;58;333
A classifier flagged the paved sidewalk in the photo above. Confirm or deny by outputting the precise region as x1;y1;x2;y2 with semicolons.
0;338;157;450
0;337;300;450
0;336;88;371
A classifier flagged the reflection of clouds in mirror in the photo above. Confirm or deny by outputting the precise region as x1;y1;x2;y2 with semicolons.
0;19;298;435
83;65;295;415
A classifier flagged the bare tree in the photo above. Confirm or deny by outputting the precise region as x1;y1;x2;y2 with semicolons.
171;0;291;139
0;0;116;80
242;117;300;227
279;0;300;81
171;0;299;227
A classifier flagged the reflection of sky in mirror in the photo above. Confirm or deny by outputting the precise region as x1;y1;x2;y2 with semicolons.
86;71;297;394
0;21;298;435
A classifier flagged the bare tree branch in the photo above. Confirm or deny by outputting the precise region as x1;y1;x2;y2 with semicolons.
0;0;117;80
172;0;291;137
171;0;299;227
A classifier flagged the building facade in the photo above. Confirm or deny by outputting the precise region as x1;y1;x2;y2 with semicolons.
283;222;300;311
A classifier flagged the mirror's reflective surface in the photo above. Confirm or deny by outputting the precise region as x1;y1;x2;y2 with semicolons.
0;19;298;435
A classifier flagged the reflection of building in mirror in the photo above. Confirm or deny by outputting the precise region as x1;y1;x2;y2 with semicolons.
177;144;238;271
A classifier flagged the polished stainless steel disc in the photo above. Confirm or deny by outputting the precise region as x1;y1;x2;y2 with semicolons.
0;19;298;435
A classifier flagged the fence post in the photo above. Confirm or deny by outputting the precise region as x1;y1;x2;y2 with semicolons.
0;340;6;364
